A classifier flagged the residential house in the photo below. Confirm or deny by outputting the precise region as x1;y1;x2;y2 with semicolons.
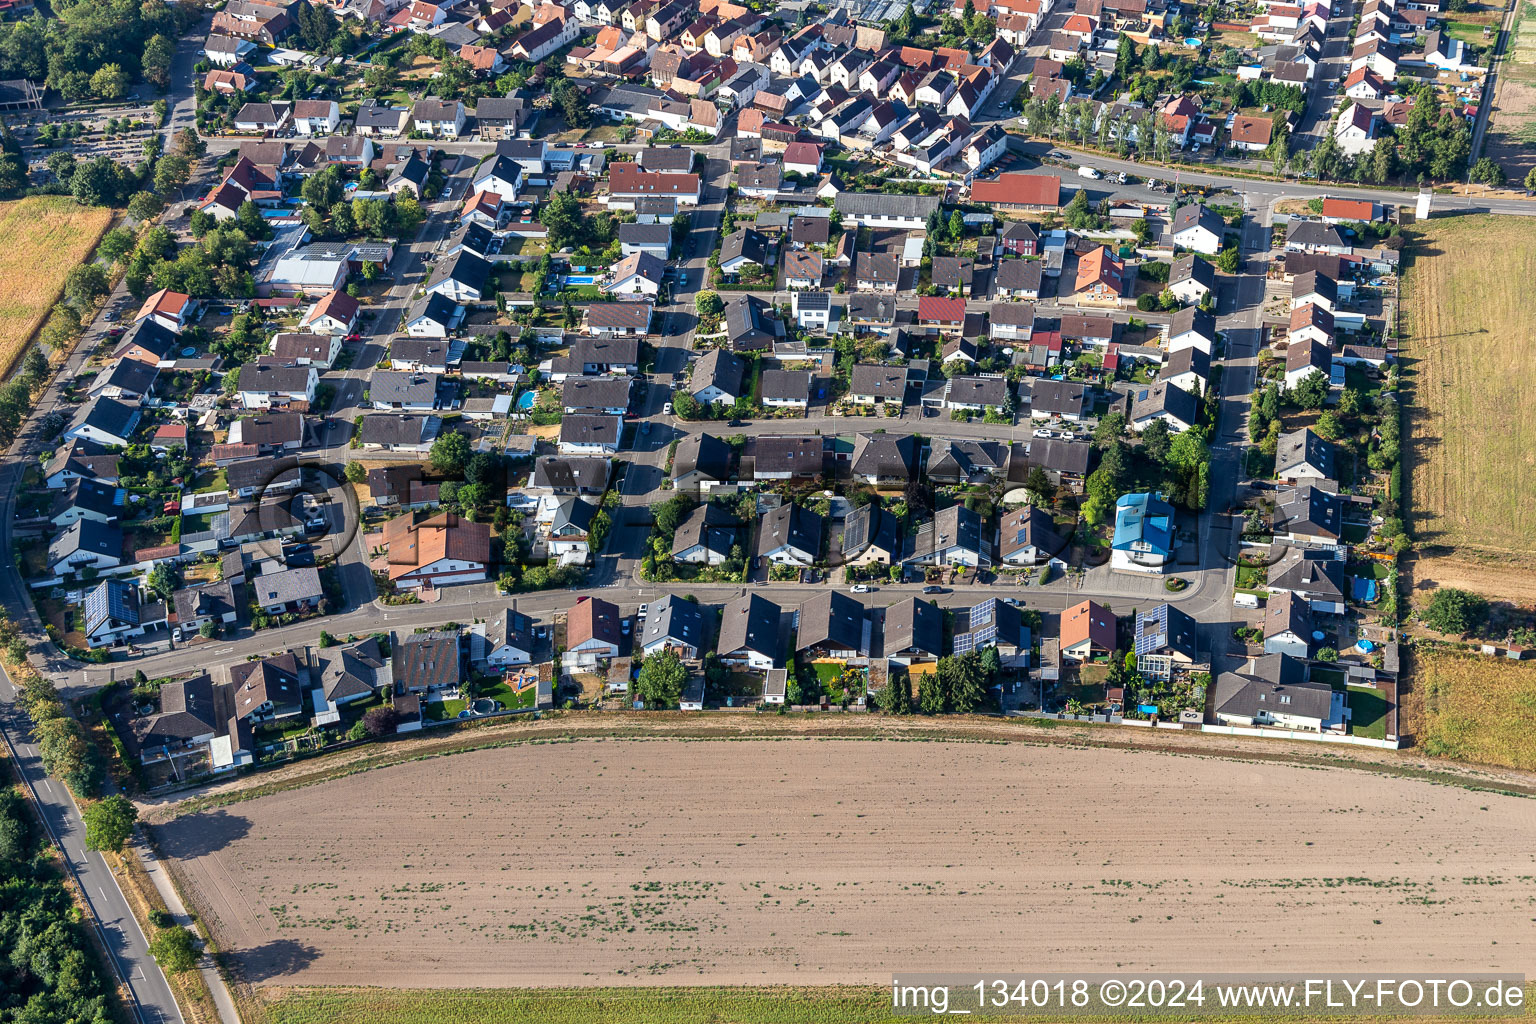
907;503;992;567
1061;599;1116;661
1171;204;1225;254
717;593;781;670
672;504;740;564
1275;427;1336;485
689;348;746;406
394;631;462;693
757;502;823;566
1028;378;1087;421
237;363;317;410
671;432;735;492
603;251;666;298
567;596;623;664
1074;245;1126;303
850;431;920;486
998;504;1068;567
1112;491;1175;573
883;597;943;662
1166;306;1217;354
640;594;706;660
840;502;903;567
381;511;492;588
1285;337;1333;390
1168;254;1215;305
1133;603;1200;681
412;97;466;138
558;414;623;455
760;370;811;410
48;520;123;576
1214;653;1339;731
796;590;867;659
1273;485;1343;547
1129;380;1199;434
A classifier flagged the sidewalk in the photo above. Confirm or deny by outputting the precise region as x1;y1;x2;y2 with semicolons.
135;841;241;1024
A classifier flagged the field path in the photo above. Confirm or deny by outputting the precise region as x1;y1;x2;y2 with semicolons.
157;738;1536;989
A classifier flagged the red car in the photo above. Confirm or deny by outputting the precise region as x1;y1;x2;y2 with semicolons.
106;327;125;338
344;333;362;343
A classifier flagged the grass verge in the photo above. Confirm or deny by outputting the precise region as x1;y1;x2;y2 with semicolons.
256;984;1536;1024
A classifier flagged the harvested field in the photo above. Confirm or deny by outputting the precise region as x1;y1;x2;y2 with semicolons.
1485;2;1536;181
0;197;112;375
1402;216;1536;601
1403;649;1536;769
160;737;1536;1000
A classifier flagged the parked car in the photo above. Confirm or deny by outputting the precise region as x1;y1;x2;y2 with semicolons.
922;585;945;594
662;402;673;414
849;585;869;593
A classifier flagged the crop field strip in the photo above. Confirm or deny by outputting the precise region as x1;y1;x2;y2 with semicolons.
1401;216;1536;601
0;196;112;376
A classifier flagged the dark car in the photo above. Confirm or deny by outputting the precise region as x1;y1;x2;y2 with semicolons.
922;585;945;594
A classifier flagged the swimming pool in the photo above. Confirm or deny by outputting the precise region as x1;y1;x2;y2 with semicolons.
564;275;599;285
516;391;536;410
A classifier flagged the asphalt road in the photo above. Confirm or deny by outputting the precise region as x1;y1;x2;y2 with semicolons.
0;665;184;1024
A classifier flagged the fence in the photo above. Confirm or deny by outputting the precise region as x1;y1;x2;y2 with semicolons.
1010;709;1402;748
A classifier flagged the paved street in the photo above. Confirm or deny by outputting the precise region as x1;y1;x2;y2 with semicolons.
0;664;185;1024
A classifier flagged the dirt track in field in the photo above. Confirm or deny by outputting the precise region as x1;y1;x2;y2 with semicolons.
157;738;1536;989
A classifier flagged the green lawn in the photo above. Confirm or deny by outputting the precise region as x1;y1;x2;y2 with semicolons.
192;468;228;494
1348;685;1388;739
1313;667;1347;687
812;661;843;687
424;698;467;722
478;679;537;709
181;511;215;534
1236;564;1266;589
1342;523;1370;544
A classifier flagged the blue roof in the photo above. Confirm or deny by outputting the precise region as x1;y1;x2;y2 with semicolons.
1113;492;1175;557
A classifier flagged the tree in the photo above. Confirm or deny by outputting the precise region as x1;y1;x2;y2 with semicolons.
146;563;177;601
90;63;128;100
301;167;343;214
82;795;137;853
345;460;366;484
98;226;135;264
1025;466;1054;504
149;928;199;974
1139;417;1172;463
362;706;399;737
154;153;192;196
1094;411;1126;448
127;191;163;222
142;34;176;88
199;620;216;639
188;209;214;239
1524;166;1536;192
1215;247;1241;273
636;649;687;708
23;347;48;388
941;652;988;712
917;670;947;714
695;290;723;317
1422;587;1488;636
1291;370;1329;410
1470;156;1506;186
878;671;911;714
430;431;471;475
64;263;109;308
1315;646;1339;663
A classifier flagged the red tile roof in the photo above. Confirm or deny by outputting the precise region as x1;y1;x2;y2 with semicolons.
970;172;1060;208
